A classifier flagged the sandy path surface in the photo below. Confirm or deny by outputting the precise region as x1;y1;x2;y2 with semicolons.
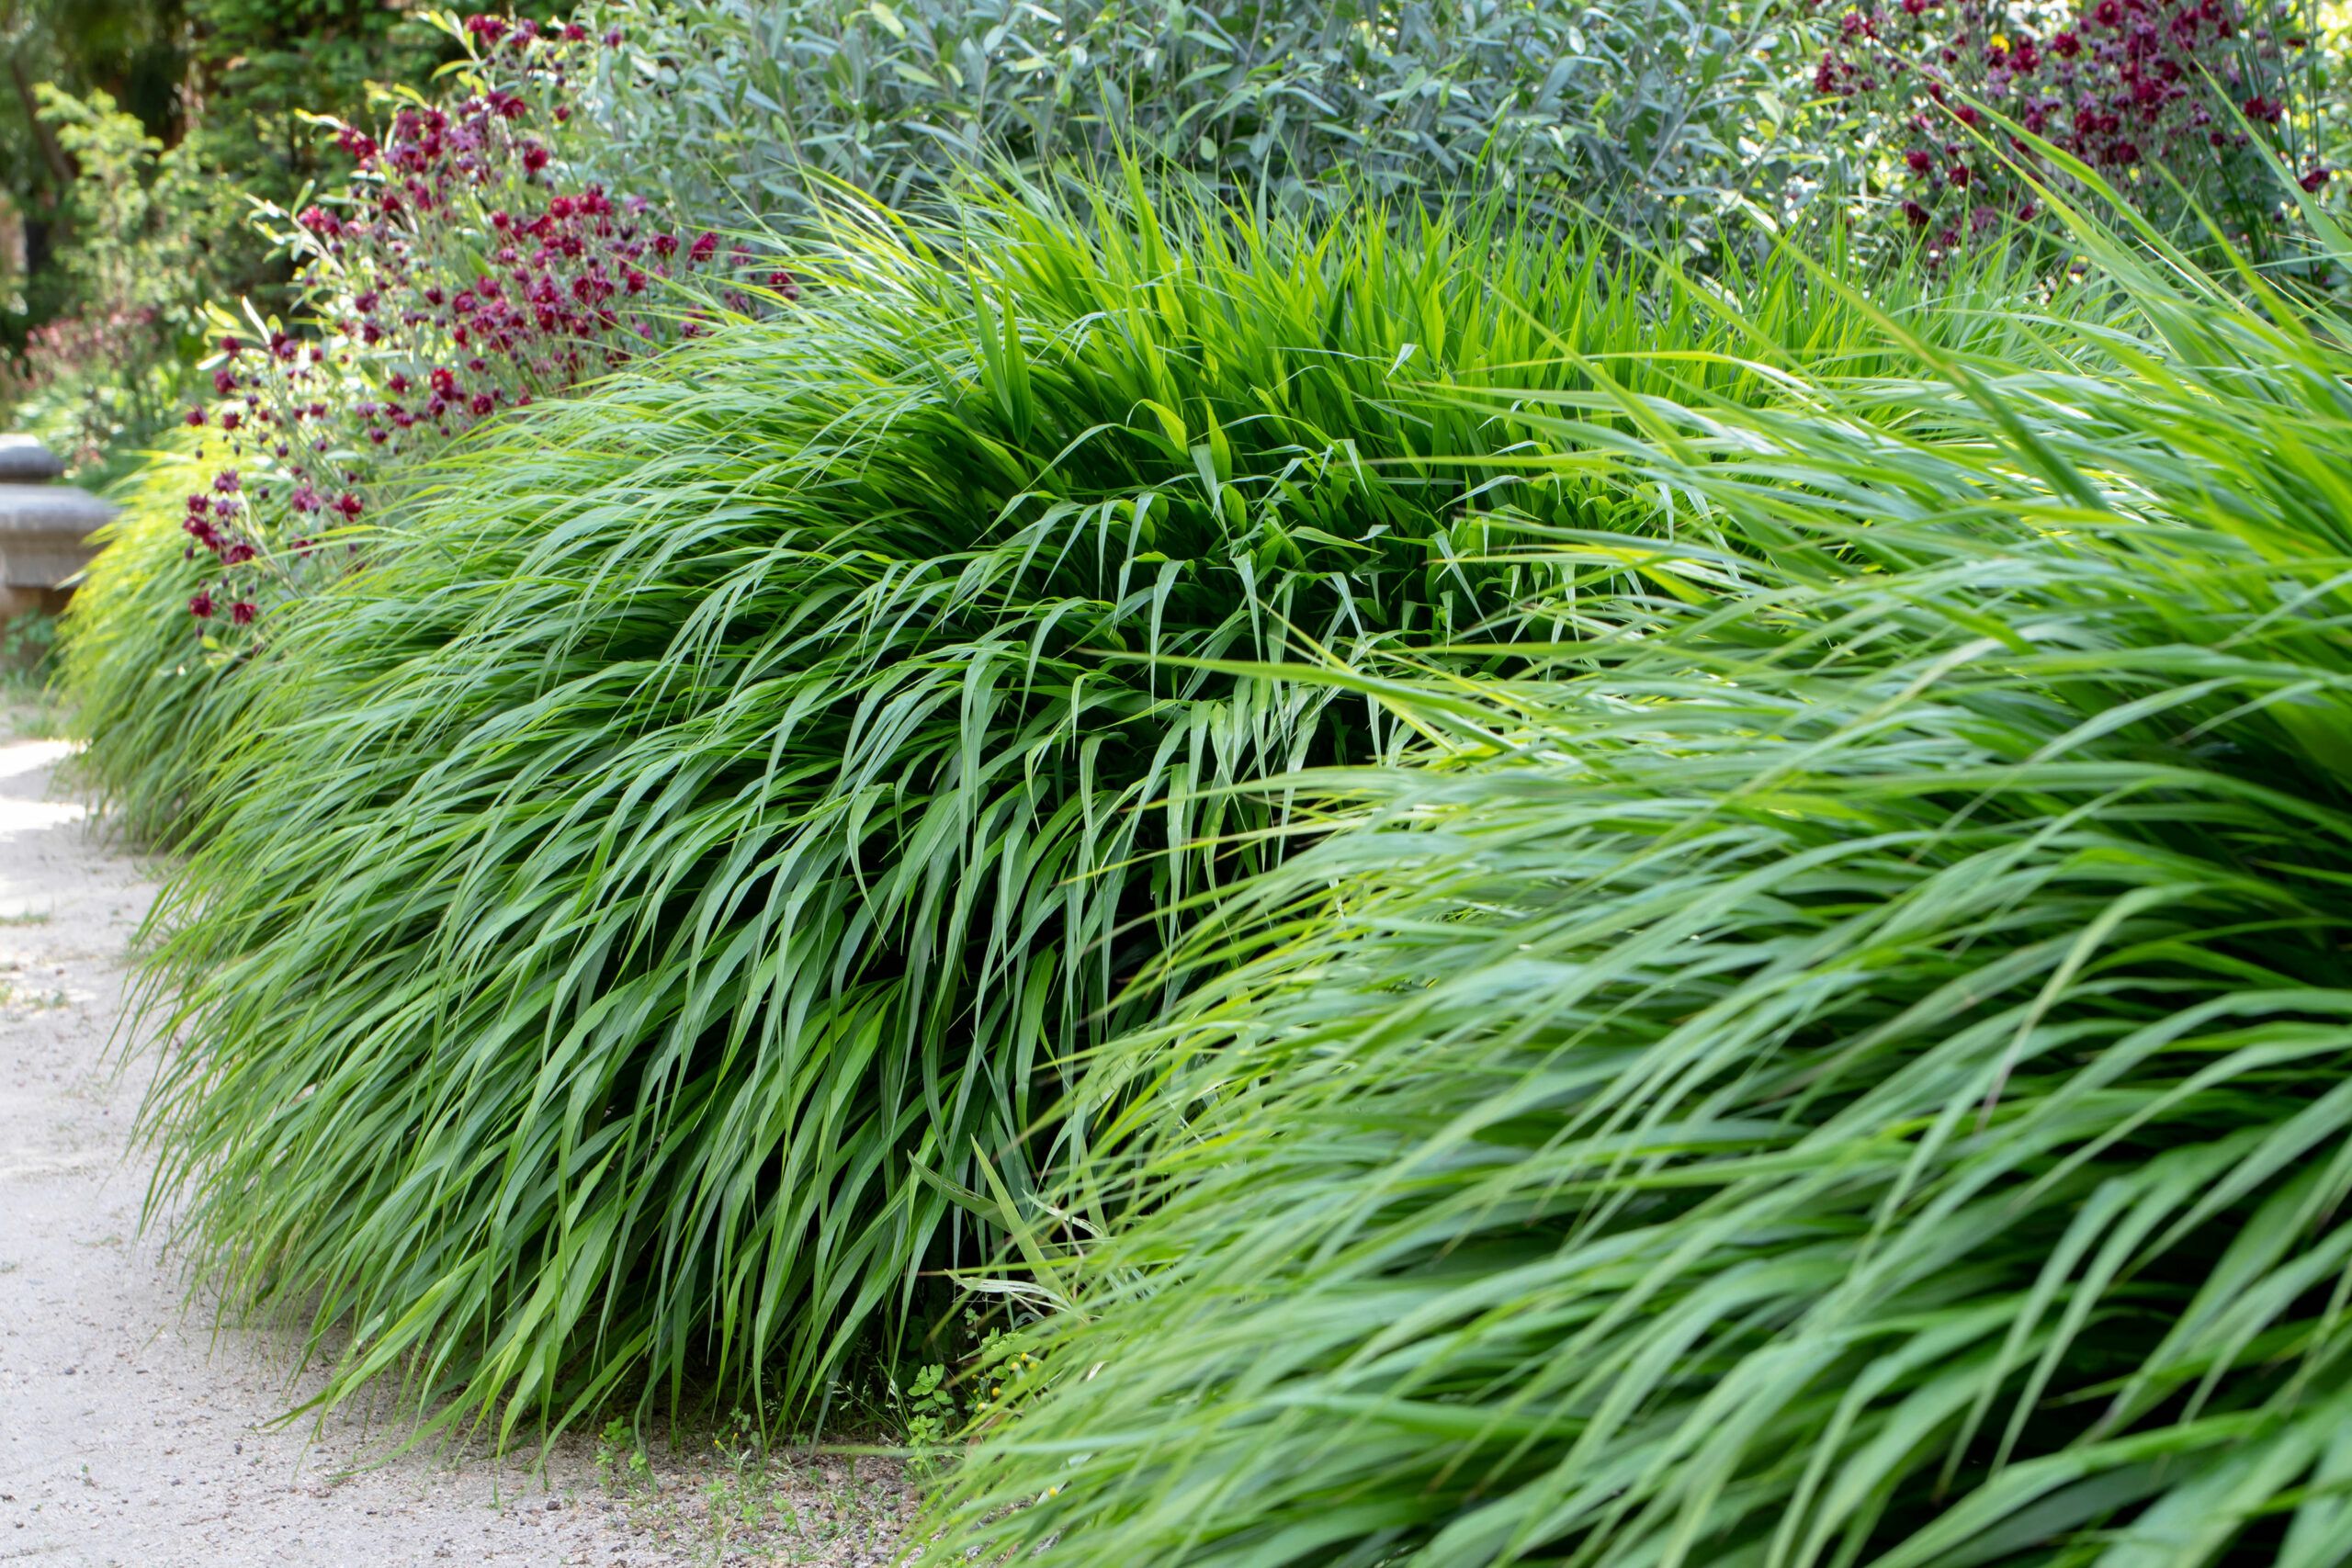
0;740;911;1567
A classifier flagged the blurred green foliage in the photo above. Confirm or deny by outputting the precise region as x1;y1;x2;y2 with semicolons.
572;0;1832;243
2;0;465;471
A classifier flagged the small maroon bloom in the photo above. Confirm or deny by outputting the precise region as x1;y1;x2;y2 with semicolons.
189;592;215;619
1905;149;1934;174
230;601;258;626
185;407;207;427
2302;166;2333;192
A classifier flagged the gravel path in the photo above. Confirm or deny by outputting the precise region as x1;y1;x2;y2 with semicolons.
0;739;911;1566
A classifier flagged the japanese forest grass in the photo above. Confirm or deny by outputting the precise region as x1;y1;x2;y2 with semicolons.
928;216;2352;1562
127;191;2007;1439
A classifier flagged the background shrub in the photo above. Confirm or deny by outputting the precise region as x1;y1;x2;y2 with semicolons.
571;0;1833;241
2;86;231;483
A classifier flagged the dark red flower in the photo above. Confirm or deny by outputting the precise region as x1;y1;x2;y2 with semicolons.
689;231;719;265
189;592;215;619
1906;149;1934;174
230;601;258;626
2301;166;2333;192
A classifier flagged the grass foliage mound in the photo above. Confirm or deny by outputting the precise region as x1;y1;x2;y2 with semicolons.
927;227;2352;1562
136;191;1940;1431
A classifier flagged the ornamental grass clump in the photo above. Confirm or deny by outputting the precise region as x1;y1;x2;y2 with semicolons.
927;209;2352;1564
135;187;1973;1437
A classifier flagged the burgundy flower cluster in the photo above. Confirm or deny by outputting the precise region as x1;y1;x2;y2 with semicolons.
181;12;793;630
1814;0;2323;256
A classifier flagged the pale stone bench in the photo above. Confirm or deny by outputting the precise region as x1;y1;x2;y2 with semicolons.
0;436;114;617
